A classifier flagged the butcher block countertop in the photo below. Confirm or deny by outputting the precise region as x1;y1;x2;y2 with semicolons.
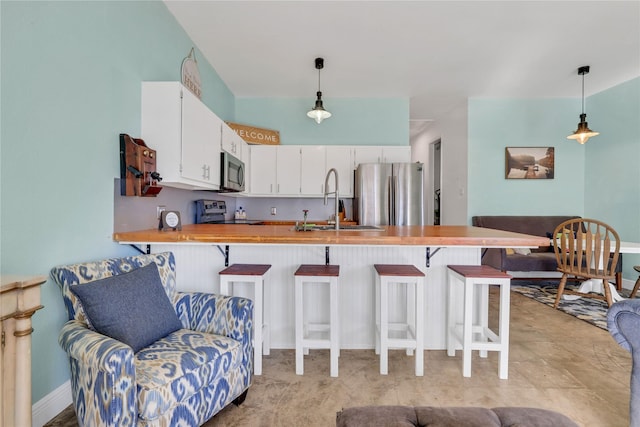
113;224;550;248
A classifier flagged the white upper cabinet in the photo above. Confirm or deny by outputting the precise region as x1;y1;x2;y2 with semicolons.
221;122;248;161
141;82;221;190
249;145;325;197
250;145;277;195
241;141;251;193
181;89;221;186
352;145;411;169
353;146;383;166
300;146;326;196
276;146;302;196
248;144;409;197
325;146;354;198
381;146;411;163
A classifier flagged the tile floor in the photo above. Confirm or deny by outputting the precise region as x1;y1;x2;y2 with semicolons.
46;291;632;427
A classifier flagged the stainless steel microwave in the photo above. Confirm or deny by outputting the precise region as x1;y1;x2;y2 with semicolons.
220;151;245;192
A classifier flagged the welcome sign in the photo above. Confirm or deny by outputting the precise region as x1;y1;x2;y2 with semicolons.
225;122;280;145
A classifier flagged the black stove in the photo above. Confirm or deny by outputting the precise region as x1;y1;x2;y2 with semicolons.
195;200;263;225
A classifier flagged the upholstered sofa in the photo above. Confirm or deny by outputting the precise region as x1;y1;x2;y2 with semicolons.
51;252;253;426
607;299;640;426
472;215;622;286
336;406;579;427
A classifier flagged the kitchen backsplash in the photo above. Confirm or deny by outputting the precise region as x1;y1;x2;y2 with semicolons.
113;179;353;232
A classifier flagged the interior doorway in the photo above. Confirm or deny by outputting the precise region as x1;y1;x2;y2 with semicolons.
430;140;441;225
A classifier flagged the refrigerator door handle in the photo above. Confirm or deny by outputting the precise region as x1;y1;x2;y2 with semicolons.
389;175;396;225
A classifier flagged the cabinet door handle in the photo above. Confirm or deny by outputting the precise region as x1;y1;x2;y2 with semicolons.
277;184;280;193
202;164;207;179
270;184;273;193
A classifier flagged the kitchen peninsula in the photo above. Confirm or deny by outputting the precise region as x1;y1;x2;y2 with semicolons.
113;224;548;350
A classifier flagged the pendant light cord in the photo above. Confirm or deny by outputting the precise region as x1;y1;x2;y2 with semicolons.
581;72;585;115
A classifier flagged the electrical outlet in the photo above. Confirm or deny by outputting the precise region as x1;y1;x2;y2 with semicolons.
271;207;277;215
157;205;166;219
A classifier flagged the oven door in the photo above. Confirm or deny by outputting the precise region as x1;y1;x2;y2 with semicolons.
220;152;245;192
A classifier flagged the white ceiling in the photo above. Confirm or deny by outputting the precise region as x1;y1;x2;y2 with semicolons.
164;1;640;123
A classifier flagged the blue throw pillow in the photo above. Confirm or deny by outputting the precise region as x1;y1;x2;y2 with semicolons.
70;262;183;352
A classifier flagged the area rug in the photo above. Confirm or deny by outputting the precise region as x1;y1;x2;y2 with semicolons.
511;281;629;330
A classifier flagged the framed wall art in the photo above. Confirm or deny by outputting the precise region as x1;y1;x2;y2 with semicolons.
505;147;554;179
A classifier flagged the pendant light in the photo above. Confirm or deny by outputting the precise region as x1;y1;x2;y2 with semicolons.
567;65;599;144
307;57;332;124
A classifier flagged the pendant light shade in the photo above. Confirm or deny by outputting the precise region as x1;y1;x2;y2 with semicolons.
307;58;331;124
567;66;599;144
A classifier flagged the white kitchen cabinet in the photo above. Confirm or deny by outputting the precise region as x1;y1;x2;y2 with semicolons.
249;145;323;197
352;145;411;169
276;146;302;195
300;146;326;196
221;122;248;161
353;146;383;166
242;141;251;193
141;82;221;190
250;145;277;195
325;146;354;198
382;146;411;163
247;144;408;198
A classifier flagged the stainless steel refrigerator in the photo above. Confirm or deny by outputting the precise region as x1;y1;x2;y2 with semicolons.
354;162;424;226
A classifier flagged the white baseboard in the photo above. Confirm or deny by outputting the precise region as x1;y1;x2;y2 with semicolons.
32;380;72;427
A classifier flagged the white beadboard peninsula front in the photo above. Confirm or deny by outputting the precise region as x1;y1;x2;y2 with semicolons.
113;224;548;350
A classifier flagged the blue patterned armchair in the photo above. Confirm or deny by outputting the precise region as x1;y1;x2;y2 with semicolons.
608;299;640;427
51;252;253;426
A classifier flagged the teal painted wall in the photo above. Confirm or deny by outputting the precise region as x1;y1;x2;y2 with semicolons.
236;97;409;145
467;80;640;280
585;77;640;278
0;0;233;401
468;98;586;217
1;0;409;404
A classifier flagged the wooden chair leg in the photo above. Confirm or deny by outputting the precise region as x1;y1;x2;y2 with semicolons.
616;272;622;291
602;278;613;307
554;275;568;308
631;276;640;299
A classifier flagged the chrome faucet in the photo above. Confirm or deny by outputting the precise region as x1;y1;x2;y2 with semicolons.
324;168;340;230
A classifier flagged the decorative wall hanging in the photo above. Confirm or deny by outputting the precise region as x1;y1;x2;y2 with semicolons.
181;47;202;99
505;147;554;179
225;122;280;145
119;133;163;196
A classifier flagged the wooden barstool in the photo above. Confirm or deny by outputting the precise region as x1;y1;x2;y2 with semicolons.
630;266;640;298
446;265;511;379
219;263;272;375
374;264;425;376
294;264;340;377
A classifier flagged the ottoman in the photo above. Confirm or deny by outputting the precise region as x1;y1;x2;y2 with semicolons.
336;406;579;427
